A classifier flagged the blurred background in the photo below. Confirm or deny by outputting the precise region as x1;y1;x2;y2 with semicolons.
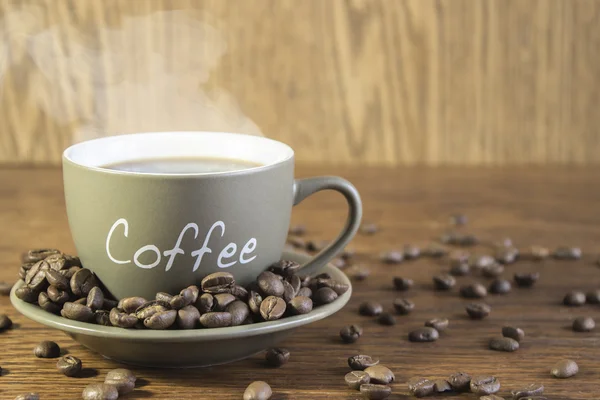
0;0;599;166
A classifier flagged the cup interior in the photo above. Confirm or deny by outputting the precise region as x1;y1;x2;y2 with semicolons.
63;131;294;175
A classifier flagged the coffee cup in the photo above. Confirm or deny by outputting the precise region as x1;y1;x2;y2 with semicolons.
63;131;362;299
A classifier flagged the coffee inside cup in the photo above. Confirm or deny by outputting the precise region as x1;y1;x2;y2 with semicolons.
103;157;262;174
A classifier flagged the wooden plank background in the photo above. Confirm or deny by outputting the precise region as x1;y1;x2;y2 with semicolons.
0;0;599;166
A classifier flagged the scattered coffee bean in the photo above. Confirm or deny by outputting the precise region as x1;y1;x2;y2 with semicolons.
269;260;301;277
502;326;525;342
227;301;250;326
14;394;39;400
214;293;236;311
551;359;579;378
39;292;61;314
511;383;544;399
495;247;519;264
586;289;600;304
143;309;177;330
176;305;200;329
134;300;169;320
105;368;136;394
450;262;471;276
364;365;395;384
381;251;403;264
471;255;496;269
481;263;504;278
360;223;379;235
359;301;383;316
466;303;491;319
433;380;452;393
433;274;456;290
56;355;82;377
243;381;272;400
345;370;370;390
201;271;234;294
407;377;435;397
460;283;488;299
393;298;415;315
448;372;471;392
0;314;13;330
393;277;413;291
529;245;550;261
82;383;119;400
403;244;420;259
573;316;595;332
423;243;448;258
553;246;581;260
197;293;215;313
200;312;232;328
450;250;470;265
260;296;286;321
408;327;439;342
489;279;512;294
489;337;519;352
288;224;306;236
514;272;540;288
288;296;313;315
61;301;95;322
0;281;13;296
296;287;312;298
70;268;99;297
480;395;505;400
563;291;586;306
360;383;391;399
118;296;147;313
340;324;363;343
109;307;138;328
265;348;290;367
377;313;396;326
23;248;60;263
425;318;449;332
86;286;104;311
257;271;285;297
45;270;69;290
314;287;338;305
33;340;60;358
348;355;379;370
347;264;371;280
470;376;500;395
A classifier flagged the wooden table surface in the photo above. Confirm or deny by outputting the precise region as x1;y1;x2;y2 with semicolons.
1;166;599;399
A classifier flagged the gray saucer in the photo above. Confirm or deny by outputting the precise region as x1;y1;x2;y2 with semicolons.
10;251;351;367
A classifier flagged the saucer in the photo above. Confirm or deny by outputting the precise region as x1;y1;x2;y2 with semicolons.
10;251;351;367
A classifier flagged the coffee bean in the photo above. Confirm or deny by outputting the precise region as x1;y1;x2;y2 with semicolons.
433;274;456;290
407;377;435;397
23;248;60;263
433;380;452;393
348;355;379;370
481;263;504;278
230;284;249;301
0;281;13;296
288;224;306;236
453;233;478;247
14;393;39;400
257;271;285;297
56;355;82;377
359;301;383;316
82;383;119;400
102;298;118;311
314;278;349;296
144;309;177;329
268;259;301;277
281;280;296;303
573;316;595;332
134;300;170;320
105;368;136;394
359;383;391;399
511;383;544;399
25;261;49;287
563;291;586;306
450;263;471;276
345;370;370;390
44;270;68;291
502;326;525;342
227;300;250;326
180;285;200;305
480;395;505;400
74;297;87;305
489;337;519;352
118;296;147;313
38;291;61;314
360;223;379;235
471;255;496;269
495;247;519;264
529;245;550;261
196;293;214;314
551;359;579;378
0;314;12;330
70;268;99;297
47;285;70;304
34;340;60;358
214;293;237;311
408;327;439;342
155;292;173;302
466;303;491;319
109;308;138;328
425;318;449;332
306;240;329;252
347;264;371;280
59;266;81;279
448;372;471;392
460;283;487;298
86;287;104;311
288;296;313;315
393;277;413;291
393;298;415;315
514;272;539;288
403;244;420;259
247;291;262;315
61;302;94;322
265;348;290;367
553;246;582;260
423;243;448;258
200;312;232;328
586;289;600;304
243;381;272;400
470;376;500;395
314;287;338;305
296;287;312;298
364;365;395;384
381;251;403;264
489;279;512;294
169;294;187;309
201;272;235;294
95;310;111;326
340;324;363;343
45;254;67;271
260;296;286;321
176;305;200;329
377;313;396;326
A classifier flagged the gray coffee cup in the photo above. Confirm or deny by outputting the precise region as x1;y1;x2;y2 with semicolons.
62;132;362;299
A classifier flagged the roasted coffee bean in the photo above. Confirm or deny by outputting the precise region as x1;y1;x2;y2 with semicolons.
425;318;449;332
155;292;173;302
553;246;582;260
345;370;370;390
403;244;420;259
230;284;249;301
134;301;170;320
364;365;395;384
257;271;285;297
573;316;595;332
288;224;306;235
23;248;60;263
511;383;544;399
347;264;371;280
460;283;488;298
288;296;313;315
15;286;39;303
360;222;379;235
471;255;496;269
86;287;104;311
359;383;391;399
453;233;478;246
408;327;439;342
340;324;363;343
109;308;138;328
63;254;81;267
179;285;200;305
70;268;99;297
14;393;39;400
197;293;215;313
296;287;312;298
118;296;147;313
281;280;296;302
489;337;519;352
201;271;235;294
214;293;237;311
551;359;578;378
306;239;329;252
393;277;413;291
61;302;94;322
448;372;471;392
381;251;403;264
56;355;82;377
470;376;500;395
393;298;415;315
26;261;49;286
423;243;448;258
407;377;435;398
74;297;87;305
495;247;519;264
59;266;81;279
105;368;136;394
502;326;525;342
243;381;272;400
45;254;67;271
200;312;232;328
102;299;117;311
247;291;262;314
265;347;290;367
38;291;61;314
348;355;379;370
144;309;177;329
268;259;301;277
227;300;250;326
314;287;338;305
47;285;70;304
433;274;456;290
34;340;60;358
0;314;12;330
359;301;383;316
481;263;504;278
285;275;301;295
44;270;69;290
313;278;349;295
514;272;539;288
529;245;550;261
18;266;27;280
466;303;491;319
489;279;512;294
480;395;505;400
176;305;200;329
433;380;452;393
563;291;586;306
586;289;600;304
377;313;396;326
260;296;286;321
82;383;119;400
450;262;471;276
95;310;111;326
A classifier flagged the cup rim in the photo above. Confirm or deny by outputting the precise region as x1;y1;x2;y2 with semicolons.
62;131;294;177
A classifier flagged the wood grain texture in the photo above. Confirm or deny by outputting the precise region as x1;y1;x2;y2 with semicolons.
1;165;600;399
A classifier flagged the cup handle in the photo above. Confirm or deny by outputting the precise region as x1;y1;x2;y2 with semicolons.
292;176;362;276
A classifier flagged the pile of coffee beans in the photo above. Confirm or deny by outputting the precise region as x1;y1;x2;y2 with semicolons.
345;355;394;399
14;249;347;330
82;368;137;400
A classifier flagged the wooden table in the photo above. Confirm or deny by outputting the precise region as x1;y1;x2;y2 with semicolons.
1;166;599;399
